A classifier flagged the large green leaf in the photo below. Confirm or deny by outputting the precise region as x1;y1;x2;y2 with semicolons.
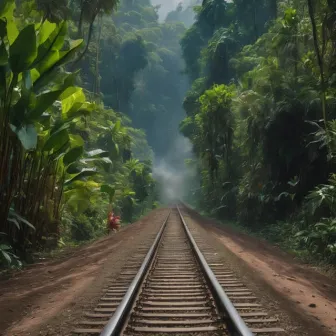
50;22;68;51
10;124;37;150
28;90;62;121
55;39;83;66
0;66;5;100
80;157;112;167
113;120;121;133
0;244;11;251
0;249;12;264
80;157;112;173
86;149;110;158
100;184;115;203
33;31;82;90
6;17;18;44
63;189;91;213
0;40;8;66
35;40;82;87
55;70;79;90
7;218;20;230
80;157;112;164
110;140;120;158
36;50;59;75
63;146;83;166
35;21;67;67
9;24;37;73
40;38;83;75
1;2;18;44
0;19;6;39
70;134;84;147
33;69;78;94
7;20;18;45
10;89;35;128
38;20;57;45
60;86;81;100
8;208;35;230
43;128;69;152
64;168;97;186
49;120;70;135
66;163;81;174
64;102;94;120
0;0;14;17
61;87;85;118
30;68;40;83
38;112;51;128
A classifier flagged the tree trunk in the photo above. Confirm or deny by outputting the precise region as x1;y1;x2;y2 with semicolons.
72;17;96;66
307;0;327;127
77;0;84;38
93;14;103;97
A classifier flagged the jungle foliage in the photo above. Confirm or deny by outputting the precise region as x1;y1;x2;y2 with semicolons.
0;0;161;267
180;0;336;264
3;0;335;269
94;0;190;156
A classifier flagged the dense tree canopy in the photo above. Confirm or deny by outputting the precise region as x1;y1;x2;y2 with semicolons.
180;0;336;263
70;0;191;156
0;0;161;266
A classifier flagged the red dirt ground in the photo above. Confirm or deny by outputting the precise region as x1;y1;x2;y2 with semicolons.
0;208;169;336
183;206;336;336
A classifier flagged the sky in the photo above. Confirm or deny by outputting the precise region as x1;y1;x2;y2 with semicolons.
151;0;193;20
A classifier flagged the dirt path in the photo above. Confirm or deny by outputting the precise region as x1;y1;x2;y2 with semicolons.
0;208;169;336
182;206;336;336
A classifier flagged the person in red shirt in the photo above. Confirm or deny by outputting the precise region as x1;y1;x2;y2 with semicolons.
107;211;121;234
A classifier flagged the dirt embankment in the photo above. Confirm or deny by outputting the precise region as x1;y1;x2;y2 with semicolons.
0;208;169;336
183;206;336;336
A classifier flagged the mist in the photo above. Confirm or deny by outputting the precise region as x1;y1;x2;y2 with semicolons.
147;0;199;204
153;135;197;204
152;0;196;21
105;0;199;205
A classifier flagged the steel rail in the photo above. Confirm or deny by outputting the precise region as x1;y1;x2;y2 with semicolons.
100;211;171;336
176;205;254;336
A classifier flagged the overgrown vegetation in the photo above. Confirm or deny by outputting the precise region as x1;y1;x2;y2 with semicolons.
180;0;336;265
0;0;162;268
2;0;335;269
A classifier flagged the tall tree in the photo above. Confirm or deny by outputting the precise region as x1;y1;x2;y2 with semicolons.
75;0;119;62
307;0;327;127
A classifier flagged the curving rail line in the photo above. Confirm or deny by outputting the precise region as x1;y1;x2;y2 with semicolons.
74;206;284;335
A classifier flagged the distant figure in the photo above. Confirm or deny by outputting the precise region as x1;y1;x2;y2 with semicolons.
108;211;121;234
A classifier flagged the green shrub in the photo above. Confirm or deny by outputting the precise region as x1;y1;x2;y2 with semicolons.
295;218;336;263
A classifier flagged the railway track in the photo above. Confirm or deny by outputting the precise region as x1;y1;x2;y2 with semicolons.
74;206;285;335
